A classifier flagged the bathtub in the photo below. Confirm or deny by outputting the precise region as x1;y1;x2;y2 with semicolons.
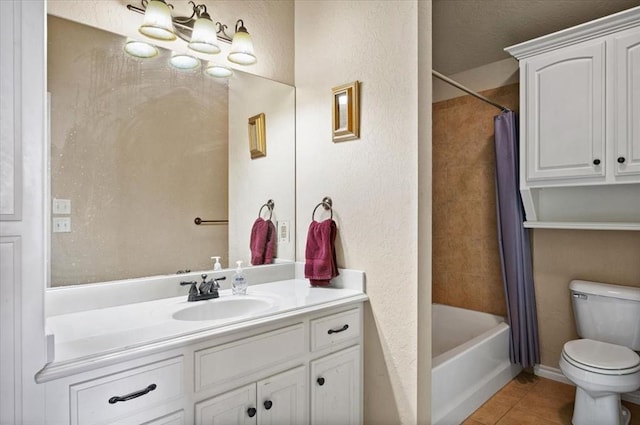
432;304;522;425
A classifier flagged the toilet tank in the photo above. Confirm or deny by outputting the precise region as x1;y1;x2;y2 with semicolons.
570;280;640;350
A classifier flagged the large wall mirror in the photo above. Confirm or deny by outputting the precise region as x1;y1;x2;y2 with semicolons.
48;15;295;287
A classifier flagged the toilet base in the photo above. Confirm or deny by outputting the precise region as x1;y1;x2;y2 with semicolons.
572;387;630;425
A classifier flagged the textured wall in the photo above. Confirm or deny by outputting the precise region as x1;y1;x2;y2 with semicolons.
49;16;229;285
295;1;423;423
533;229;640;368
432;84;519;316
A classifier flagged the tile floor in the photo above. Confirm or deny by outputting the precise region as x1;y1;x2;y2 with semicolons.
462;372;640;425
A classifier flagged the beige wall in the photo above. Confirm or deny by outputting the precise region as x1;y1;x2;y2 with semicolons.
432;84;519;316
295;1;431;423
49;16;228;285
534;229;640;368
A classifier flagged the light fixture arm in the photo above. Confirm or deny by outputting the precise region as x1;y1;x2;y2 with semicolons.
126;0;236;44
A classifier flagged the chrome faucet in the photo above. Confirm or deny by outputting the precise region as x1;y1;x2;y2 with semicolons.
180;274;226;302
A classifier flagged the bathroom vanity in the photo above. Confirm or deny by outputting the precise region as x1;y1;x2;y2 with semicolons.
38;264;367;425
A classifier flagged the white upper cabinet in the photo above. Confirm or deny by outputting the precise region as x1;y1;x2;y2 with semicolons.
506;7;640;229
613;29;640;177
524;40;606;182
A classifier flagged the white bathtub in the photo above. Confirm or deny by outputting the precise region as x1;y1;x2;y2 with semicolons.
432;304;522;425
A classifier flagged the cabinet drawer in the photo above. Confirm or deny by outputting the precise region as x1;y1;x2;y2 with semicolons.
70;357;184;425
195;324;305;392
311;308;361;352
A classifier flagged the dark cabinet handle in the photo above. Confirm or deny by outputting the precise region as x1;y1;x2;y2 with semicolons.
327;324;349;335
108;383;156;404
264;400;273;410
247;407;257;417
317;377;325;386
618;157;626;164
593;159;600;165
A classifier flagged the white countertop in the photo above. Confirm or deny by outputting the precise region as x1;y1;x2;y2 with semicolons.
38;276;367;382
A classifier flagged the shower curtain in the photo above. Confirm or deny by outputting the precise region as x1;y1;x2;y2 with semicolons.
494;111;539;369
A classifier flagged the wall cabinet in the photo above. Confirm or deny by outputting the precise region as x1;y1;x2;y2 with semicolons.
43;305;363;425
506;8;640;229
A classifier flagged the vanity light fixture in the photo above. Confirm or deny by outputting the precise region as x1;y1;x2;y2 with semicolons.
169;52;200;70
138;0;176;41
205;63;233;78
127;0;257;59
227;20;257;65
188;5;220;54
124;39;159;58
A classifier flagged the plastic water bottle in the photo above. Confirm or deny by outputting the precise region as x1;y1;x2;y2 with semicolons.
232;261;247;295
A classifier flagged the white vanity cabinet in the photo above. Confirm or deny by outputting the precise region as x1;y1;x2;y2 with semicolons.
195;366;306;425
310;346;361;425
42;303;364;425
506;7;640;229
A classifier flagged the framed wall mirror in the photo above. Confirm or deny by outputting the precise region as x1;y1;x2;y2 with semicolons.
47;15;295;287
332;81;360;142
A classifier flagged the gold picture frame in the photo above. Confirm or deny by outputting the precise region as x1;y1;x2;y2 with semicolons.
332;81;360;142
248;113;266;159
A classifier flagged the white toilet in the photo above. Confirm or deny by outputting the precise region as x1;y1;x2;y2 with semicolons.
559;280;640;425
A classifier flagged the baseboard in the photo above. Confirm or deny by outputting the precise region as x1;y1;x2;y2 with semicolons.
534;364;640;405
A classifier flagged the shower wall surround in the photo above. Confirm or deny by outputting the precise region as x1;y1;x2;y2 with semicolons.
432;83;519;317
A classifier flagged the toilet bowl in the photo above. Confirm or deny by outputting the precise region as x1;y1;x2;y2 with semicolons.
560;280;640;425
560;339;640;425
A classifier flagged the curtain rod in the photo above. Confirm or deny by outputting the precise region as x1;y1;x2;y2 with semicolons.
432;70;511;113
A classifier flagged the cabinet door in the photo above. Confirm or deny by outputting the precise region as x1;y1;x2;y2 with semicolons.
524;41;606;182
613;29;640;177
310;346;361;425
257;366;306;425
195;384;257;425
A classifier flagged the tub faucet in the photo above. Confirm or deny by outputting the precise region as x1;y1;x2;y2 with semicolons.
180;274;226;302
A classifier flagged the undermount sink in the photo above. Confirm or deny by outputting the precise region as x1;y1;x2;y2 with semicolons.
172;297;274;322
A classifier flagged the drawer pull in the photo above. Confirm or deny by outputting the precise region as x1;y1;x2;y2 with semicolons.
618;156;626;164
264;400;273;410
247;407;257;417
327;324;349;335
317;377;325;386
108;383;157;404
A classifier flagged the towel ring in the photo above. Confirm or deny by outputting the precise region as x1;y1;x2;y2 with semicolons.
258;199;274;220
312;197;333;221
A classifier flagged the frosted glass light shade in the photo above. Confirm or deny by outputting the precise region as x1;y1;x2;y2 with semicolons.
188;15;220;54
228;28;256;65
123;40;159;58
169;53;200;70
139;0;176;41
205;63;233;78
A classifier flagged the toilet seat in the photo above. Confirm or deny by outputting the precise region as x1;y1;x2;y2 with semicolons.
562;339;640;375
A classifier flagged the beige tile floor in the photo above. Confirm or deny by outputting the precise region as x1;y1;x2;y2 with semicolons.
463;372;640;425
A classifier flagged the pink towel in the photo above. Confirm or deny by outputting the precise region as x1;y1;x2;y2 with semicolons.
304;219;338;287
250;218;276;265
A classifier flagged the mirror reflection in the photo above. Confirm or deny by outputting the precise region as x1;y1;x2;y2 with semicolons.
48;16;295;287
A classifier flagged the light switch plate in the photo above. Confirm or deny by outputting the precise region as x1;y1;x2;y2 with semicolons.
53;217;71;233
278;220;290;243
53;198;71;214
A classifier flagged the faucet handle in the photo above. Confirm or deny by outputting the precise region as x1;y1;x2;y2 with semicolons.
213;276;227;289
201;274;208;281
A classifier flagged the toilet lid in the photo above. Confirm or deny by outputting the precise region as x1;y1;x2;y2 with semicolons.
563;339;640;373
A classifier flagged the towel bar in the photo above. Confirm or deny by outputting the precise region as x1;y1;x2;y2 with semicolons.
194;217;229;225
258;199;275;220
312;197;333;221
